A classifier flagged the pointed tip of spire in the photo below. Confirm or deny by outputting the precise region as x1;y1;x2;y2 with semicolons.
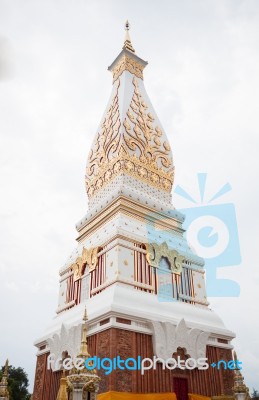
56;370;68;400
78;307;90;358
83;307;88;323
4;359;9;375
123;20;135;53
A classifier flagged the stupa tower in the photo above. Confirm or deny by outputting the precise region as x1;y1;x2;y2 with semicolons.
66;309;100;400
0;360;10;400
33;23;236;400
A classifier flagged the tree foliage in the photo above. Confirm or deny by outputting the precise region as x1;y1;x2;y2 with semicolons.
251;388;259;398
0;365;31;400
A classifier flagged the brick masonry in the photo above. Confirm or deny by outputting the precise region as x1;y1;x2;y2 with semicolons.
33;327;235;399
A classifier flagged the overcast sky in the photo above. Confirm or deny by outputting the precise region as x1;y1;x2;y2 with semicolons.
0;0;259;393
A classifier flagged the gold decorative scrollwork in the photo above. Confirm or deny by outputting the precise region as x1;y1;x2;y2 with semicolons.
112;54;144;82
71;247;100;280
85;80;122;195
123;78;173;172
85;76;174;199
146;242;184;275
82;247;99;271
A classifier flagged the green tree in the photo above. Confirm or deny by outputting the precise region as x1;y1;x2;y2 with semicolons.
0;365;31;400
251;388;259;398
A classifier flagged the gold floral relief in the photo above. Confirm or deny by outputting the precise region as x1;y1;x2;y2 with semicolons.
71;247;100;280
85;76;174;198
112;55;144;82
86;79;122;186
146;242;183;275
122;77;173;172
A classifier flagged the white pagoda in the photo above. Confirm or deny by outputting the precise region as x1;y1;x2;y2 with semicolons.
33;22;236;400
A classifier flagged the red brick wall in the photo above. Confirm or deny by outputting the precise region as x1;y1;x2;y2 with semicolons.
33;328;234;398
33;353;62;400
88;328;234;395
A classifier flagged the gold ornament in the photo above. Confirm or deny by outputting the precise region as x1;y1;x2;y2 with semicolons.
111;55;144;82
67;310;100;397
146;242;184;275
56;371;68;400
86;77;174;199
71;247;99;280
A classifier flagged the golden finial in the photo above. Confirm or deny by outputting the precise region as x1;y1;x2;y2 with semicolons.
56;370;68;400
83;307;88;323
79;308;90;357
67;308;100;389
123;20;135;53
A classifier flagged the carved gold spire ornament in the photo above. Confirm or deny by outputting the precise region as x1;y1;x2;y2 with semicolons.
86;77;174;199
123;20;135;53
85;20;175;205
56;370;68;400
69;308;95;373
0;359;10;399
124;78;173;172
72;246;100;280
146;242;184;274
67;310;100;397
109;22;147;82
111;55;145;82
79;308;90;358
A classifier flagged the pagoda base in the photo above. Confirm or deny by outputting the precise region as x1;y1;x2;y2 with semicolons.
33;328;234;400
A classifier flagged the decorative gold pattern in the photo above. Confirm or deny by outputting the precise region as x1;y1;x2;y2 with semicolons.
56;371;68;400
71;247;99;280
67;310;100;396
146;242;184;275
86;79;121;197
112;55;144;82
79;308;90;358
86;77;174;198
123;20;135;53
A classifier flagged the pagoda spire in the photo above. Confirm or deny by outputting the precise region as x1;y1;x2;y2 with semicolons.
55;310;91;400
3;360;8;377
79;307;90;357
123;20;135;53
56;371;68;400
67;309;100;399
85;21;174;208
232;351;249;400
0;359;10;400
